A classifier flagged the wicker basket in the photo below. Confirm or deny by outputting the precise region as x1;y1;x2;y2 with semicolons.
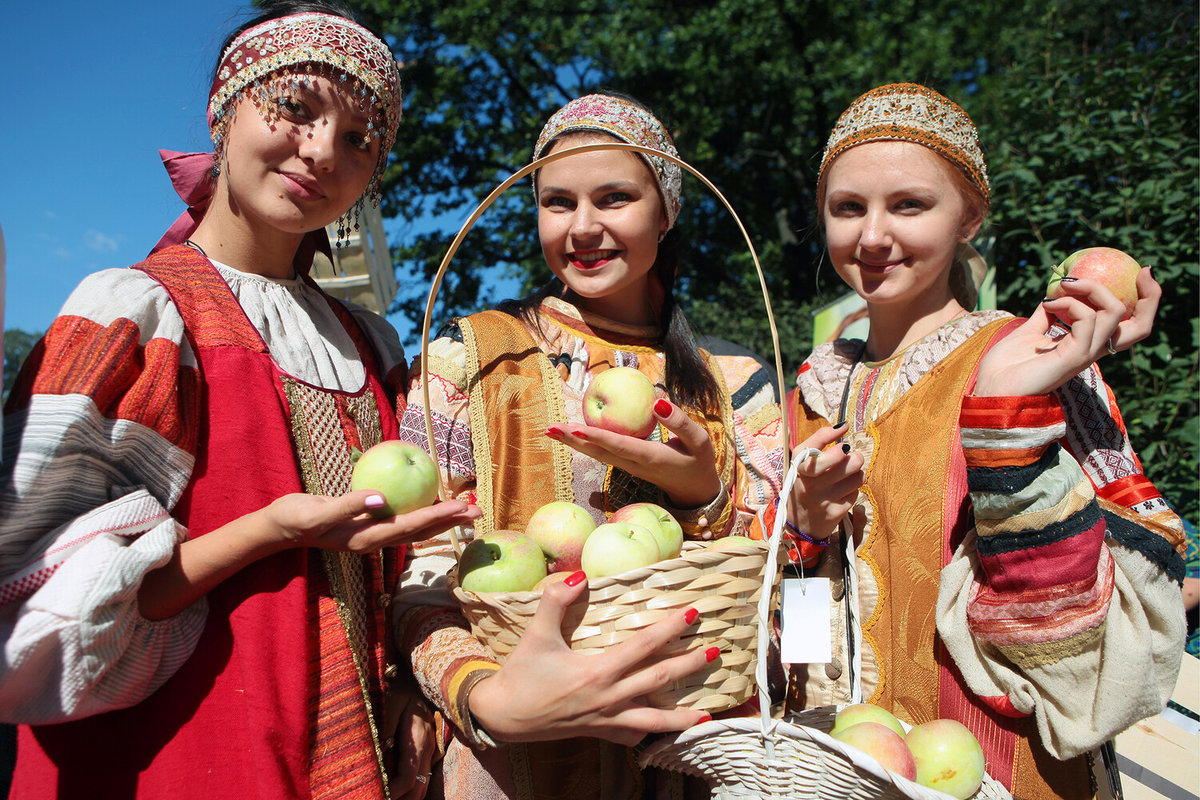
639;711;1012;800
450;539;784;712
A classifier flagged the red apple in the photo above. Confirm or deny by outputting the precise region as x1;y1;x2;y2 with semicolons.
1046;246;1142;319
582;367;658;439
830;703;907;739
458;530;548;593
831;721;917;780
349;441;440;519
906;719;986;799
609;502;683;560
580;522;661;578
524;501;597;572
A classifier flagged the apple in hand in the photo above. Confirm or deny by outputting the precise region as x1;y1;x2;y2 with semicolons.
580;522;661;578
830;703;907;739
349;441;440;518
582;366;658;439
609;502;683;559
831;721;917;781
524;501;597;572
458;530;548;593
1046;246;1142;319
906;719;986;799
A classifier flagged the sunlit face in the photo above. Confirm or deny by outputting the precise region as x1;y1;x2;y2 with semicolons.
218;74;381;238
822;141;982;313
537;136;668;325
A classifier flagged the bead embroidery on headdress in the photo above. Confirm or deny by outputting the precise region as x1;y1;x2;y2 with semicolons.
819;83;990;207
208;12;403;209
534;94;683;230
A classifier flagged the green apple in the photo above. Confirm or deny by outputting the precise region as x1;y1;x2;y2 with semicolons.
524;501;597;572
349;440;439;518
580;522;661;578
582;366;658;439
705;535;760;552
831;722;916;780
831;703;907;738
458;530;548;593
609;502;684;559
906;719;986;799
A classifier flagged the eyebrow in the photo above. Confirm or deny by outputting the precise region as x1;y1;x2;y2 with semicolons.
539;180;641;196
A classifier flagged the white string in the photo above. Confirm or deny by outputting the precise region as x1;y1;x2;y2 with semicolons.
755;446;821;759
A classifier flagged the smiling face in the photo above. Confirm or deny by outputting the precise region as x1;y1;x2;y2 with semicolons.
537;134;668;325
216;74;381;242
822;140;983;317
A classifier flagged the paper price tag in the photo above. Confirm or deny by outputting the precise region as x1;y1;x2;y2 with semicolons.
779;577;832;665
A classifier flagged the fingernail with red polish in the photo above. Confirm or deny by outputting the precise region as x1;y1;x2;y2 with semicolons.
573;430;590;441
365;494;386;509
684;607;700;625
697;714;713;724
545;426;564;440
564;571;587;587
842;443;851;453
705;647;720;662
654;399;672;417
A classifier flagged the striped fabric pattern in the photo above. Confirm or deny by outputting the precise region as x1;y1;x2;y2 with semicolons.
961;393;1113;669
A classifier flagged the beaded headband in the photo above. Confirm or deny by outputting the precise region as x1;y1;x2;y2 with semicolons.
208;12;403;200
819;83;990;207
534;94;683;230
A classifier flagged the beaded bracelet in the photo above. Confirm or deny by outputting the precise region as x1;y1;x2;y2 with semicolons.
772;496;829;547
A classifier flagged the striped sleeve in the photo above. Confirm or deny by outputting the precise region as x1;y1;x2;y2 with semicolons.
960;393;1113;669
0;268;207;724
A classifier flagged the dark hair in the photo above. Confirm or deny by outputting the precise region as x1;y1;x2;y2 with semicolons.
212;0;364;82
501;93;721;415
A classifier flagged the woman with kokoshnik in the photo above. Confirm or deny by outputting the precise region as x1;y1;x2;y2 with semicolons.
0;7;714;798
395;92;789;798
765;83;1187;799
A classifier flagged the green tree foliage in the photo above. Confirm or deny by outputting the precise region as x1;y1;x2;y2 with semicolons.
3;329;41;405
347;0;1198;515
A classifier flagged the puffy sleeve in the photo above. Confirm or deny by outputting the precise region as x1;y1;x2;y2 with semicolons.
937;373;1186;759
393;322;500;748
0;268;207;724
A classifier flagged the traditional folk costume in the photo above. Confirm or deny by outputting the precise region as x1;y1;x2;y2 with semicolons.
767;85;1186;800
0;14;411;799
393;95;785;800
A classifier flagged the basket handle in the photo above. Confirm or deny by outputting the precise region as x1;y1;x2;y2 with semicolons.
755;446;820;757
418;141;791;557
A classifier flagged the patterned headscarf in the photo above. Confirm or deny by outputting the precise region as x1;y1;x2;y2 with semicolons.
819;83;989;208
209;11;403;199
534;94;683;230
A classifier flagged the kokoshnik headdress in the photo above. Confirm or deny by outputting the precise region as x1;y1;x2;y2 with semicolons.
819;83;990;208
533;94;683;231
154;12;403;255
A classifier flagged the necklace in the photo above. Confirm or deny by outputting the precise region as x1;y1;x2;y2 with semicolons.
183;239;208;257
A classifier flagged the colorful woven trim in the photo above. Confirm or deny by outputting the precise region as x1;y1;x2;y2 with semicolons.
533;94;683;230
208;12;402;197
820;83;989;206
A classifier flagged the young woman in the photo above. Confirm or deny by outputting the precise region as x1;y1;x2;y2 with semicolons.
0;10;709;799
396;93;785;798
773;84;1186;799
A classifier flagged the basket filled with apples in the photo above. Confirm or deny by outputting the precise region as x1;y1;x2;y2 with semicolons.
634;453;1013;800
448;366;785;713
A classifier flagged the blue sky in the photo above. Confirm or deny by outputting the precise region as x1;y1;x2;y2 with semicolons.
0;0;484;342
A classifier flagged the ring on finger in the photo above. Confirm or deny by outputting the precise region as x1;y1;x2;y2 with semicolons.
415;774;429;784
1107;336;1117;355
382;736;395;752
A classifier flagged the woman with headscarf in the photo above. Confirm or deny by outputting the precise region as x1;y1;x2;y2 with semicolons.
0;8;710;798
771;84;1186;798
396;92;787;798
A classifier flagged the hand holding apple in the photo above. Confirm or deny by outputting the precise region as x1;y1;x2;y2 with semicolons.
545;397;723;510
1046;247;1142;320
